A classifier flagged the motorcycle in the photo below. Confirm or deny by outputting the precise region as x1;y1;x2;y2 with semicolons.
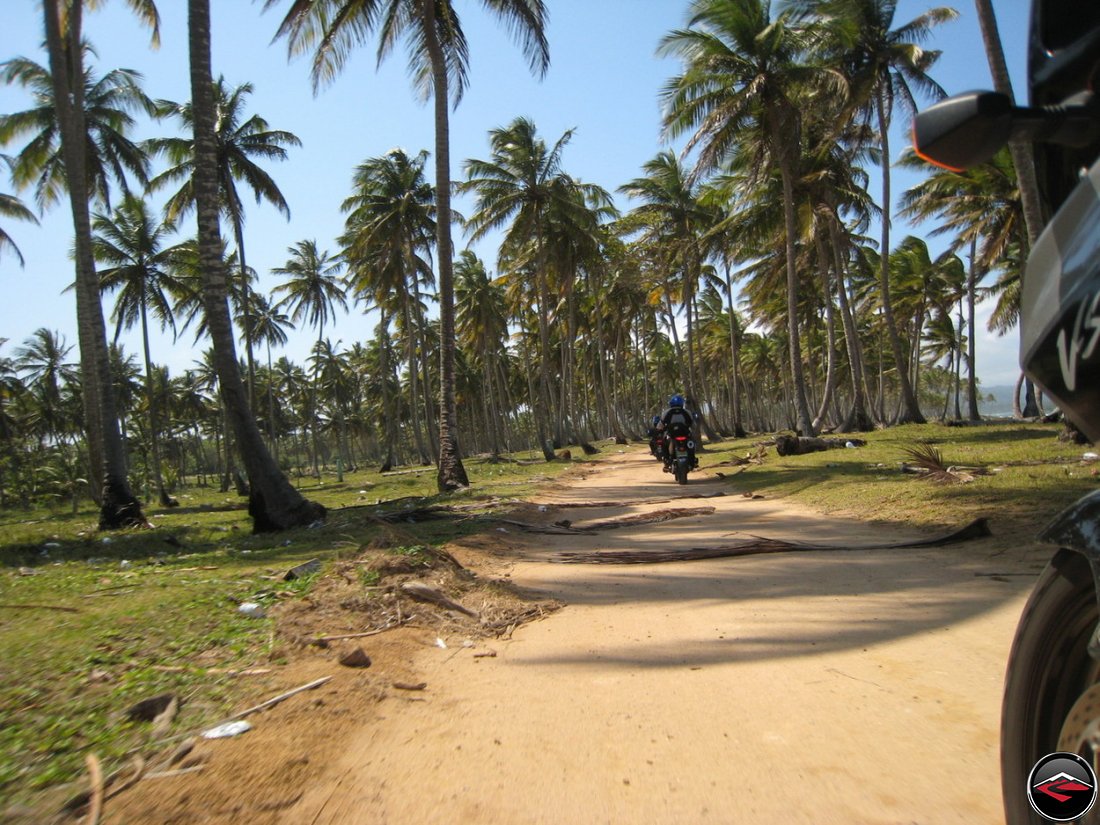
664;433;694;485
649;431;665;461
914;3;1100;820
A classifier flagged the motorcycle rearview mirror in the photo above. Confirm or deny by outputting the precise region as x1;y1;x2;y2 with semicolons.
912;91;1014;171
913;90;1100;172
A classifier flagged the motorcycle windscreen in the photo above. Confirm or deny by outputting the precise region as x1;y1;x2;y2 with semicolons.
1020;158;1100;442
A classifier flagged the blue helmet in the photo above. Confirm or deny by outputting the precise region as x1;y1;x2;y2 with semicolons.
669;394;685;408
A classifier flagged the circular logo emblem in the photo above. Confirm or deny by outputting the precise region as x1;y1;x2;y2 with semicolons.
1027;752;1098;821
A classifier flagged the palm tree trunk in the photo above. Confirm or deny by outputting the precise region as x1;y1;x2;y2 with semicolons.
954;300;964;420
829;217;872;431
42;0;143;528
722;260;746;437
266;342;278;458
774;119;815;437
974;0;1044;245
139;295;172;506
687;291;720;443
876;94;924;424
975;0;1041;421
232;217;258;412
534;242;558;456
187;0;324;532
812;235;840;431
967;239;982;421
309;331;322;477
402;286;429;464
420;0;468;490
663;292;688;392
378;310;397;471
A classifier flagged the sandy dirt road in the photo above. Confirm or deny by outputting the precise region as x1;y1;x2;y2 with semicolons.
280;449;1042;824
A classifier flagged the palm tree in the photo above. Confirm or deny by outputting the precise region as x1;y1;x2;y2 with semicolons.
340;148;437;464
0;47;154;213
247;293;294;451
803;0;956;423
620;151;719;440
0;159;39;267
271;239;347;477
454;249;509;456
186;0;324;530
24;2;151;527
460;117;606;456
15;328;78;449
93;193;187;506
146;78;300;409
311;338;353;480
265;0;549;491
898;146;1024;421
659;0;842;437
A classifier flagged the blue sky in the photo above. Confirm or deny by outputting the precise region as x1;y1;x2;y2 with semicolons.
0;1;1031;387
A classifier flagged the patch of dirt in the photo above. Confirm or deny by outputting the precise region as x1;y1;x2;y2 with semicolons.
61;530;557;825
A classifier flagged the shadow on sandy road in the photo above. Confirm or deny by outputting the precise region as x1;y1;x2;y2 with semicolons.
505;450;1044;669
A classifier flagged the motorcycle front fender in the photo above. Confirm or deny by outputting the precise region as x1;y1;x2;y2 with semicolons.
1039;489;1100;656
1040;488;1100;558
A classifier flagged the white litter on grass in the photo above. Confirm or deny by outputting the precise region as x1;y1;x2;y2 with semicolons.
238;602;266;618
202;720;252;739
1084;452;1099;462
496;527;508;533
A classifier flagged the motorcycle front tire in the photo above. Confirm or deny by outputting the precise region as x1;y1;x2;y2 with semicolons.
1001;549;1100;824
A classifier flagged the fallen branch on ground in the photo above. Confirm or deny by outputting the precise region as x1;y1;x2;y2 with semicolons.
400;582;479;618
533;492;724;509
61;757;146;816
84;754;104;825
555;518;993;564
480;604;559;636
496;505;720;534
227;676;333;721
713;446;769;467
313;619;411;645
145;765;205;780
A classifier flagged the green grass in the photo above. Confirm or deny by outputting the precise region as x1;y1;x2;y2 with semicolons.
0;450;587;809
698;421;1098;532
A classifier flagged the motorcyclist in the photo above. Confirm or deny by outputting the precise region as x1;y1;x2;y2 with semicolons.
656;394;698;470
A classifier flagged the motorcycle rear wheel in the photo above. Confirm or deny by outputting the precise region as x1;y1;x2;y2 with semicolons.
1001;549;1100;824
674;461;688;485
